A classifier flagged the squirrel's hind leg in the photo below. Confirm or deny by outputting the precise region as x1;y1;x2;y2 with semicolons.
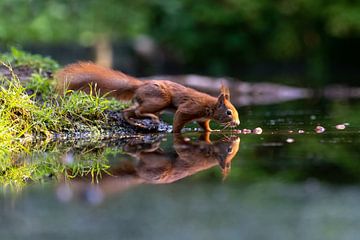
124;83;171;128
123;100;168;128
134;86;171;123
133;99;168;124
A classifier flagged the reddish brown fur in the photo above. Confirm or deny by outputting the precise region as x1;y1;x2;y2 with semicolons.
61;134;240;200
55;62;240;132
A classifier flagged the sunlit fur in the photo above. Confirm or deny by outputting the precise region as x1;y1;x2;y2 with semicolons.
56;62;240;132
214;85;240;129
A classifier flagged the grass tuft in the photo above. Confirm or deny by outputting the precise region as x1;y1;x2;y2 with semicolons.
0;49;129;189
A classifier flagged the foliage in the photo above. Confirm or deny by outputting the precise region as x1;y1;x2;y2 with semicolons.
1;0;360;85
0;0;151;45
147;0;360;81
0;75;44;145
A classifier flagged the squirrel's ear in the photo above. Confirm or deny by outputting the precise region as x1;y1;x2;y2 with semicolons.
217;93;225;106
220;84;230;100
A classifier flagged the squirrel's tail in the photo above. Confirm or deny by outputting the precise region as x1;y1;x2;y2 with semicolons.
55;62;143;100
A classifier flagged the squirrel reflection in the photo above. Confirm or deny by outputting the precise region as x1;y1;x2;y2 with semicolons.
57;133;240;203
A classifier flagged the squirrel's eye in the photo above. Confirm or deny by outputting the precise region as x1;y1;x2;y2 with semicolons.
227;147;233;153
226;109;232;116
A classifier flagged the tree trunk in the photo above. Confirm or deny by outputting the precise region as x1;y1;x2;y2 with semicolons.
94;34;113;68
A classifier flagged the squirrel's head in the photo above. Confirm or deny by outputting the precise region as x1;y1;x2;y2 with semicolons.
213;85;240;128
214;135;240;180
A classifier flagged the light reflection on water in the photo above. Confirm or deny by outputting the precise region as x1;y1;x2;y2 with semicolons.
1;99;360;239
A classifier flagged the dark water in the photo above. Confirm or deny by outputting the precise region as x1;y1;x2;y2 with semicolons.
1;99;360;240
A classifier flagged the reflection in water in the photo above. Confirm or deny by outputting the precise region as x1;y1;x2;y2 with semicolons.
2;99;360;239
57;133;240;203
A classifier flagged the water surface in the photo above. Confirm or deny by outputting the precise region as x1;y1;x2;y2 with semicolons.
1;99;360;240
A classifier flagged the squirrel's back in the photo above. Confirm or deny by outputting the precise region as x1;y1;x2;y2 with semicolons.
55;62;143;100
55;62;240;132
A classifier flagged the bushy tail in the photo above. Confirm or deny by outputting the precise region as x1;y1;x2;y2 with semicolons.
55;62;143;100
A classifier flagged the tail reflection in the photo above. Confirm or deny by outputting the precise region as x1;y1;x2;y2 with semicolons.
57;132;240;203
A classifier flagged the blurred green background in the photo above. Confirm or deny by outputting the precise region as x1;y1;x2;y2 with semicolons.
1;0;359;86
1;2;360;238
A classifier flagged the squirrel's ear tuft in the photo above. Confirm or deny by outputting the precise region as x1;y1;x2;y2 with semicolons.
220;83;230;100
217;93;225;105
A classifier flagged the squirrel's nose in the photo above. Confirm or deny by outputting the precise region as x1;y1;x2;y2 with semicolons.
230;119;240;127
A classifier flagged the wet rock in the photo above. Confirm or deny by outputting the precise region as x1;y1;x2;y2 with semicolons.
104;110;172;133
242;129;252;134
0;65;51;83
315;126;325;133
0;65;34;82
324;85;360;99
254;127;263;134
335;124;346;130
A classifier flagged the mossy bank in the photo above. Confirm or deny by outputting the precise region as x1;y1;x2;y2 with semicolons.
0;49;171;188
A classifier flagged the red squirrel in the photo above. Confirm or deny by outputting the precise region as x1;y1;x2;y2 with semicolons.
55;62;240;132
58;133;240;201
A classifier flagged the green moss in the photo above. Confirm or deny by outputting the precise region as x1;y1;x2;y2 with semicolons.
0;49;129;136
26;73;55;97
0;47;59;73
0;49;130;189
